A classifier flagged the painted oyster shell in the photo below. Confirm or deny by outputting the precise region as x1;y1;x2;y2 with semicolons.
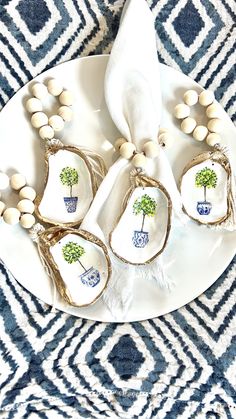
180;150;231;225
37;227;111;307
110;172;172;265
35;144;96;227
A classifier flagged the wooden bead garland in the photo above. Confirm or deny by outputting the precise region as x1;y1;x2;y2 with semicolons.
174;89;223;145
0;173;36;228
26;79;73;140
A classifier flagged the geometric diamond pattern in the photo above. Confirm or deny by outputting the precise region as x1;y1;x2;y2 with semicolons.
0;0;235;417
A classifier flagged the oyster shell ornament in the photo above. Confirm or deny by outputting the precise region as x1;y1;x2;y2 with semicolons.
180;147;236;229
110;169;172;265
35;226;111;307
26;79;107;227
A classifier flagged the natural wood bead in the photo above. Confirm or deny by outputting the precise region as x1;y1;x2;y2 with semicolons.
48;115;64;132
0;173;9;190
47;79;63;96
17;199;35;214
59;90;73;106
206;133;221;147
207;118;223;133
31;112;48;129
132;153;147;169
31;83;48;100
58;106;73;122
114;138;127;150
143;141;159;158
158;132;174;148
20;214;35;229
39;125;54;140
192;125;208;141
10;174;26;191
199;90;214;106
26;98;42;113
174;103;190;119
19;186;36;201
206;103;221;119
183;90;198;106
3;208;21;225
0;201;6;216
180;117;197;134
119;142;136;159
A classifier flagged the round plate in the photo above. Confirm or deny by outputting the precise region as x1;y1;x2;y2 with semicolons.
0;55;235;322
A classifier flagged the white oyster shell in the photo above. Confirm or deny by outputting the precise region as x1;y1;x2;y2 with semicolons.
181;158;228;225
38;228;111;307
37;147;94;226
110;186;171;264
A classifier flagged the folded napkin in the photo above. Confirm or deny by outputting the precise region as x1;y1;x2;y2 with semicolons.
81;0;185;319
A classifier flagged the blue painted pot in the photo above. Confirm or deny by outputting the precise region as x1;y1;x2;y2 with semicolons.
63;197;78;213
132;231;149;248
80;267;100;288
197;201;212;215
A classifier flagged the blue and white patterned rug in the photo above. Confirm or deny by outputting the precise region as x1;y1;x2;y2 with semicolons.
0;1;235;417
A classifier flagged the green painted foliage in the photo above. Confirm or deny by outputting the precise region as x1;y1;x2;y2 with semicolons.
62;241;85;264
195;167;217;189
133;194;157;217
60;167;79;187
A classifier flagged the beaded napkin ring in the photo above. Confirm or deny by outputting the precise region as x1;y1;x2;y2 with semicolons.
0;172;36;228
174;89;223;145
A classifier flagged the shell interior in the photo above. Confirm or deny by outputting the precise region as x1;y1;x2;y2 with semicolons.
181;157;229;225
110;183;171;265
38;227;111;307
36;146;94;226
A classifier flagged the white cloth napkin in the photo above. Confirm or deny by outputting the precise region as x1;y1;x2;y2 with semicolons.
81;0;185;319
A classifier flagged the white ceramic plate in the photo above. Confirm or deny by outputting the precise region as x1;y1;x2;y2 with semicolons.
0;55;235;322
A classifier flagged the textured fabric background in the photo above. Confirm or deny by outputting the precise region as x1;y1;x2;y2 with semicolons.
0;1;235;418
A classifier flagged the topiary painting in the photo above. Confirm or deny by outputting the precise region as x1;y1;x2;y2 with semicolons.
133;194;157;232
60;167;79;198
195;167;217;201
62;241;86;271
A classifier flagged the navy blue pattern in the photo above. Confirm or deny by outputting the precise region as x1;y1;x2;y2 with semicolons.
0;1;235;417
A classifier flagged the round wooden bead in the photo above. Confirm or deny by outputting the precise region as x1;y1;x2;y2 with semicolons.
59;90;73;106
192;125;208;141
17;199;35;214
47;79;63;96
143;141;159;158
3;208;21;225
0;173;9;190
183;90;198;106
174;104;190;119
206;103;221;119
19;186;36;201
199;90;214;106
0;201;6;216
58;106;73;122
207;118;223;133
114;137;127;150
132;153;147;168
31;83;48;100
31;112;48;129
48;115;64;132
180;117;197;134
119;142;136;159
10;174;26;191
26;98;43;113
206;133;221;147
158;133;174;148
20;213;36;229
39;125;54;140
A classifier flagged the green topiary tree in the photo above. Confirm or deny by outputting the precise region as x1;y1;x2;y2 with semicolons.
195;167;217;201
62;241;86;272
60;167;79;197
133;194;157;231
